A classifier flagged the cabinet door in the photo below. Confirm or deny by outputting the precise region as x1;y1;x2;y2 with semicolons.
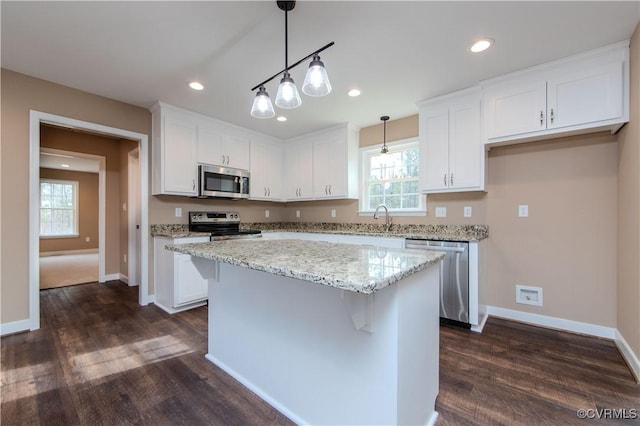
163;112;197;195
484;80;547;139
175;254;208;306
250;139;283;200
285;141;313;200
449;101;482;190
547;60;624;130
319;132;349;198
312;137;331;198
225;133;251;170
197;122;225;166
419;105;450;192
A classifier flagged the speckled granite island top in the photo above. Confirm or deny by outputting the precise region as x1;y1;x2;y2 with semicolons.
166;239;445;294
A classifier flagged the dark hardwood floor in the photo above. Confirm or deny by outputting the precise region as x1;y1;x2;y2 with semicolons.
1;281;638;425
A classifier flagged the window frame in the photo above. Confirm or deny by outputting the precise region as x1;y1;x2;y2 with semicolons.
39;178;80;238
358;138;426;216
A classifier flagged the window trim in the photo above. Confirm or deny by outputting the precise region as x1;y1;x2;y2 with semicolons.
358;138;426;216
39;178;79;238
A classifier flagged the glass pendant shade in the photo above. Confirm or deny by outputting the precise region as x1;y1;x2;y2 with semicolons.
250;86;275;119
302;55;332;97
275;72;302;109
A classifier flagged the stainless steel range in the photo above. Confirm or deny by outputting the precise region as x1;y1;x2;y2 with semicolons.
188;211;262;241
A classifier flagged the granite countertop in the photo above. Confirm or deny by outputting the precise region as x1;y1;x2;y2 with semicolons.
152;223;489;241
166;239;445;294
242;222;488;242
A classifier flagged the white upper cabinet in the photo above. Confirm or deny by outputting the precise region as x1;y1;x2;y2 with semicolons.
284;139;314;200
483;41;629;146
250;135;284;201
197;120;250;170
312;124;359;199
418;88;484;193
151;102;198;196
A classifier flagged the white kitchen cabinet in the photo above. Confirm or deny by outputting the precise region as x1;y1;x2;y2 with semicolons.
312;124;359;199
250;136;283;201
197;120;250;170
418;87;484;193
151;102;198;196
483;40;629;146
153;236;212;314
285;123;359;201
284;140;314;200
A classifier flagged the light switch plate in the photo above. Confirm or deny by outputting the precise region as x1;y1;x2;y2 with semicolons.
331;209;336;218
175;207;182;218
296;210;300;218
464;206;472;218
265;209;270;218
435;207;447;218
518;205;529;217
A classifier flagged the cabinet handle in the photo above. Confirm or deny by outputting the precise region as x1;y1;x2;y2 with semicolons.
268;188;270;197
450;174;454;186
539;110;544;126
264;187;267;196
328;185;332;195
226;155;229;165
550;108;554;124
325;185;328;195
444;174;447;186
193;179;196;191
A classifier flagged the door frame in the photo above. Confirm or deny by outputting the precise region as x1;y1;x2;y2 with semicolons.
29;110;150;331
127;147;141;287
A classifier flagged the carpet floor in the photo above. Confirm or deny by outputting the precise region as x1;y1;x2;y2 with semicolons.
40;253;99;289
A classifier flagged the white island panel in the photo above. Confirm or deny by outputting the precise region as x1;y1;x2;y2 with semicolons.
203;260;440;425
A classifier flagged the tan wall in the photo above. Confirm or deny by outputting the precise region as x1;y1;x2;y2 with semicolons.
0;69;151;324
617;25;640;359
39;168;99;253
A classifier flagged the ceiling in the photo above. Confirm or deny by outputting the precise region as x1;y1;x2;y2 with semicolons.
40;150;100;173
2;1;639;140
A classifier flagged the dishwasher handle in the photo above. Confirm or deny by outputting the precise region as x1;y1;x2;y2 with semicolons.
405;241;466;253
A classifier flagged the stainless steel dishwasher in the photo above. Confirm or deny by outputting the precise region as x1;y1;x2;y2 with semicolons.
405;239;470;328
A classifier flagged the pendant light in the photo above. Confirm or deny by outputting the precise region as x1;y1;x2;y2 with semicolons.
302;54;332;96
250;86;276;119
380;116;390;154
250;1;334;118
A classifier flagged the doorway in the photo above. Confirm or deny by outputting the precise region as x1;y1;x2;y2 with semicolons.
29;111;150;331
39;147;105;288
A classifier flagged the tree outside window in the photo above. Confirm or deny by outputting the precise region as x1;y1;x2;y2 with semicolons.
40;179;78;236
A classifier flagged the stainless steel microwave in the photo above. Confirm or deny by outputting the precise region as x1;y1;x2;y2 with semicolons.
198;164;250;199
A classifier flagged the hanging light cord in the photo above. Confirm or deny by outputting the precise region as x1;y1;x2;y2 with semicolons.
284;6;289;72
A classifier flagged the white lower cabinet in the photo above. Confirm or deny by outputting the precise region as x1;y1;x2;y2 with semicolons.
153;236;210;313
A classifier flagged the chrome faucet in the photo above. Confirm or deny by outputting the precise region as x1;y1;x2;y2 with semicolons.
373;204;392;232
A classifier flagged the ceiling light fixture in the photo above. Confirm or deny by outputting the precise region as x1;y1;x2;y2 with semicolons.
189;81;204;91
348;89;361;97
470;38;493;53
380;115;390;155
250;0;334;119
277;116;287;122
61;164;70;168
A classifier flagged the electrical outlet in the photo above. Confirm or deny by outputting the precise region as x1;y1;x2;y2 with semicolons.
463;206;472;218
296;210;300;218
331;209;337;218
124;254;127;263
85;237;90;242
516;285;543;306
265;209;270;218
435;207;447;218
518;205;529;217
175;207;182;218
122;203;127;212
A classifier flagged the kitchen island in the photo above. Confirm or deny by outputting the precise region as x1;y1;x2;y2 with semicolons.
167;239;445;425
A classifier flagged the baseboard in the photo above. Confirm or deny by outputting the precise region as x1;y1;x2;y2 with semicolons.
103;273;120;282
615;330;640;383
119;274;129;284
486;306;616;339
40;248;98;257
1;319;31;336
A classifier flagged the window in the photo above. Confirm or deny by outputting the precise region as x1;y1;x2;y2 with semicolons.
40;179;79;237
359;139;425;215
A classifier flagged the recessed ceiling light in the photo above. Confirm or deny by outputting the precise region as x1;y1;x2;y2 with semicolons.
348;89;361;97
61;164;70;168
470;38;493;53
189;81;204;91
277;116;287;122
